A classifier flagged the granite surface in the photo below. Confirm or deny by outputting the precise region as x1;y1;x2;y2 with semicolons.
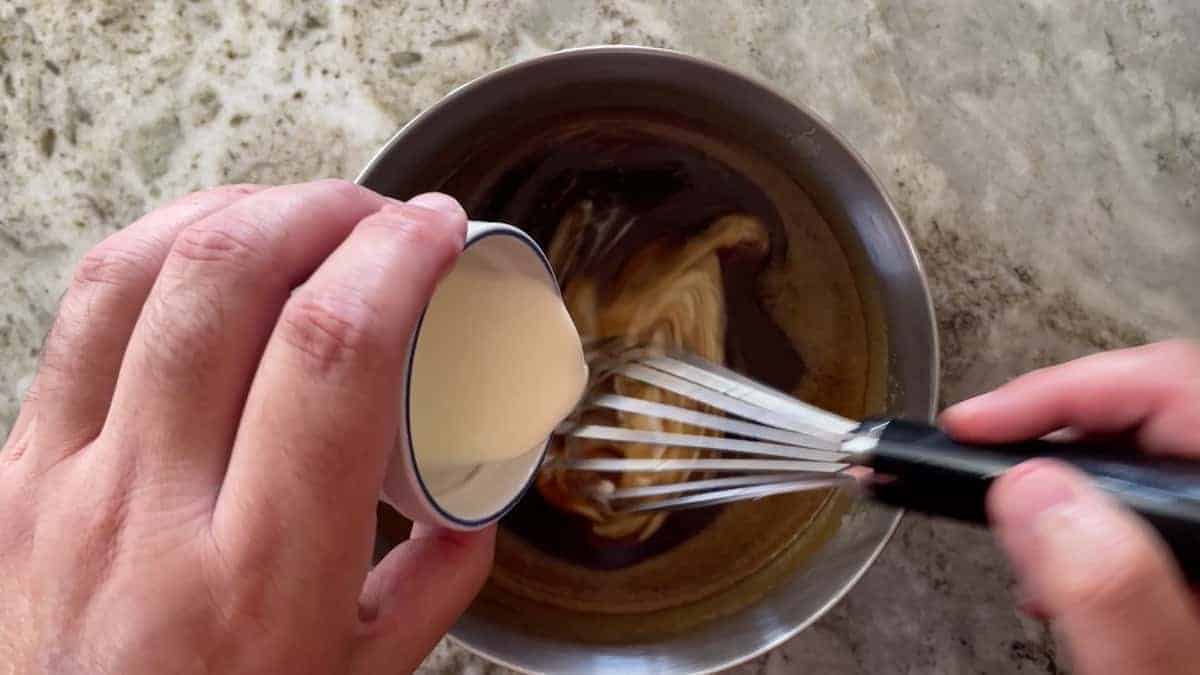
2;1;1198;673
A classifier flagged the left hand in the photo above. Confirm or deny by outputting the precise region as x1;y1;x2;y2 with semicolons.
0;180;493;674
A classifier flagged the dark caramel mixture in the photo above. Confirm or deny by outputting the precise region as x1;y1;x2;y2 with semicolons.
403;111;881;638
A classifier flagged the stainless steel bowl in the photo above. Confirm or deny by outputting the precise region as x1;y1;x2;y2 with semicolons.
358;46;938;675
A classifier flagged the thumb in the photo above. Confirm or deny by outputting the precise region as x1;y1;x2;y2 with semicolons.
989;459;1200;675
352;524;496;674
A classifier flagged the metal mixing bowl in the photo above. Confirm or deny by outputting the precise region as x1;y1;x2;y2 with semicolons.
358;46;938;675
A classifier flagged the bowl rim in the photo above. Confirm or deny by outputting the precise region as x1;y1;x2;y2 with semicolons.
358;44;940;675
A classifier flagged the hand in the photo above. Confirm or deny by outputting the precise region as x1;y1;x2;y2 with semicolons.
0;181;494;674
941;340;1200;675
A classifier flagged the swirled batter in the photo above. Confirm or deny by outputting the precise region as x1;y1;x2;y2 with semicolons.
538;212;769;540
391;111;887;638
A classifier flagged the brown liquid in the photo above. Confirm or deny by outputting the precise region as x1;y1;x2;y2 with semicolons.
383;111;882;639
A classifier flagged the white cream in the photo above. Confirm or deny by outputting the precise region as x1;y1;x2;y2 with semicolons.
408;234;587;506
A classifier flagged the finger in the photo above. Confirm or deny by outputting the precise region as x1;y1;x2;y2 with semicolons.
353;525;495;675
1015;589;1051;622
6;185;264;467
100;180;389;497
214;195;466;614
989;459;1200;675
940;340;1200;457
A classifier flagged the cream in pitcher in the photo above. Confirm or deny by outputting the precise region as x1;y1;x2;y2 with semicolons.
391;223;588;525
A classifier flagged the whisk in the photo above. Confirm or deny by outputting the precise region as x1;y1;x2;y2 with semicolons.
551;347;1200;579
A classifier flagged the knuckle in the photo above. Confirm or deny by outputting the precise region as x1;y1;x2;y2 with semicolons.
41;241;159;378
278;291;381;372
37;321;82;380
382;204;464;261
72;241;158;292
139;278;226;377
170;217;270;272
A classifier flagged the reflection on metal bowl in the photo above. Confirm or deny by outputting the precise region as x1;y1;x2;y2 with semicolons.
360;46;937;675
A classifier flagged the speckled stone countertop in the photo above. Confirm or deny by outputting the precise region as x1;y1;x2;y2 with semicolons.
2;1;1197;673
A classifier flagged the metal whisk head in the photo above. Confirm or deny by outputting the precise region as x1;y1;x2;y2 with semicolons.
550;345;1200;580
550;344;866;514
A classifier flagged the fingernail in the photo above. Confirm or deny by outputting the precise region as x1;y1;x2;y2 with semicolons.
939;394;989;425
992;460;1127;612
989;460;1082;606
1030;491;1121;567
406;192;466;219
992;460;1079;533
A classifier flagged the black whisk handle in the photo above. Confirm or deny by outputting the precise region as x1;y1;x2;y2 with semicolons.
861;418;1200;582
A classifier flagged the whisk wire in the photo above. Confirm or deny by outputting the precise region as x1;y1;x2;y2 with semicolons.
556;457;850;473
567;423;846;462
591;473;807;499
613;361;845;444
639;355;858;437
605;474;856;513
556;349;861;514
585;393;837;449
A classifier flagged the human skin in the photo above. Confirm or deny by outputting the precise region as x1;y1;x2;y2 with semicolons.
942;340;1200;675
1;181;1196;674
0;181;493;674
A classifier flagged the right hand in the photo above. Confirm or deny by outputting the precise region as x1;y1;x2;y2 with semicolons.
941;340;1200;675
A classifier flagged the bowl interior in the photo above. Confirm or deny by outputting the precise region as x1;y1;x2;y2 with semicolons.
360;47;937;675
